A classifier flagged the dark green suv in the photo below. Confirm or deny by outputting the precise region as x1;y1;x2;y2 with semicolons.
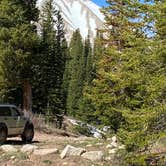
0;104;34;144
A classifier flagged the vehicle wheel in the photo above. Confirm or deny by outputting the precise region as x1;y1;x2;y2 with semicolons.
0;125;7;144
21;123;34;143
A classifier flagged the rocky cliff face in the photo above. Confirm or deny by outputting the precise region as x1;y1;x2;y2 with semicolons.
37;0;104;41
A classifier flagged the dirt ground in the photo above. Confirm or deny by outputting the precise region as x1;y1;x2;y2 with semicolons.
0;131;111;166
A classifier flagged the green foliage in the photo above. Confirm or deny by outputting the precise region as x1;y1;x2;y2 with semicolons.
118;151;166;166
0;0;39;105
65;30;94;118
78;0;166;156
77;32;103;123
32;0;67;121
72;124;92;137
66;29;84;116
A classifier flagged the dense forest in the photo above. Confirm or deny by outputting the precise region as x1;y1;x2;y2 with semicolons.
0;0;165;164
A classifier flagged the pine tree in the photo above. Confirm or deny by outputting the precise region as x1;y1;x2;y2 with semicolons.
66;29;84;116
0;0;39;114
83;35;93;84
32;0;67;127
147;0;166;134
77;34;96;121
82;0;158;134
61;40;70;115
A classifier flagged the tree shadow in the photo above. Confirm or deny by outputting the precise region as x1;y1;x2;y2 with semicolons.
5;139;39;145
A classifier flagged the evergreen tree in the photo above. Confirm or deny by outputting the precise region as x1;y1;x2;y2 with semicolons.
77;34;96;121
147;0;166;134
82;0;161;137
66;29;84;116
32;0;66;127
83;35;93;84
61;40;70;115
0;0;39;114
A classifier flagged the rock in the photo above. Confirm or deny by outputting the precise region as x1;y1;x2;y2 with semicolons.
150;137;166;154
60;145;85;159
118;145;125;150
96;142;103;146
20;144;38;154
107;138;112;141
93;132;103;139
112;136;117;143
81;151;104;161
111;142;118;148
10;156;16;160
67;117;106;138
0;145;18;153
86;144;93;147
105;156;112;161
109;148;118;154
33;148;58;156
103;126;110;132
106;144;114;149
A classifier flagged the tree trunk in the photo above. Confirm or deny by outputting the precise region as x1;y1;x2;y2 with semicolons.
23;80;32;117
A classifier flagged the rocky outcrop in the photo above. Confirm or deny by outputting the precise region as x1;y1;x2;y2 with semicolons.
60;145;85;159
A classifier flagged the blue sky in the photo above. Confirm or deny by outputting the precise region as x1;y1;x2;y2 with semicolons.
93;0;153;6
92;0;107;7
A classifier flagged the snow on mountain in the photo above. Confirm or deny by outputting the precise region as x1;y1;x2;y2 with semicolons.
37;0;104;41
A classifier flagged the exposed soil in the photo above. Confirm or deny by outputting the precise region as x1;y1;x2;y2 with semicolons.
0;131;111;166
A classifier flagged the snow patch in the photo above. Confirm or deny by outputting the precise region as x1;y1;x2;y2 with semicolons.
37;0;104;41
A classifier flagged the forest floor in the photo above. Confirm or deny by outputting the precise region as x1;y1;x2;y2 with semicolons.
0;130;112;166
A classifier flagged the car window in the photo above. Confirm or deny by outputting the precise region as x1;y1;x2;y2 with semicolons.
0;107;11;116
11;107;20;116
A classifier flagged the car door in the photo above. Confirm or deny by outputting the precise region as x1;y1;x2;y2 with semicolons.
10;107;26;134
0;106;16;135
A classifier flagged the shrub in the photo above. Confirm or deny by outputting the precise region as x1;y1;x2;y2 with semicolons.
72;124;92;137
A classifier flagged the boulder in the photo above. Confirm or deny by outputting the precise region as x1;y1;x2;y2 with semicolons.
33;148;58;155
81;151;104;161
107;138;112;141
93;132;103;139
60;145;85;159
96;142;103;146
111;141;118;148
102;126;110;132
105;156;112;161
20;144;38;154
112;136;117;143
106;144;114;149
108;148;118;154
118;145;125;150
10;156;16;160
0;145;18;153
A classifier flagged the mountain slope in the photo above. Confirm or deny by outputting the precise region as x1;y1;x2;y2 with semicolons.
37;0;104;41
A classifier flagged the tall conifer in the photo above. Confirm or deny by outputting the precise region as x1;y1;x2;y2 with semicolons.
82;0;158;135
33;0;67;123
0;0;39;114
66;29;84;116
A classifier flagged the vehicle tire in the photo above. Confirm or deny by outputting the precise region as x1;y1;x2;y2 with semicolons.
0;125;7;144
21;123;34;143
